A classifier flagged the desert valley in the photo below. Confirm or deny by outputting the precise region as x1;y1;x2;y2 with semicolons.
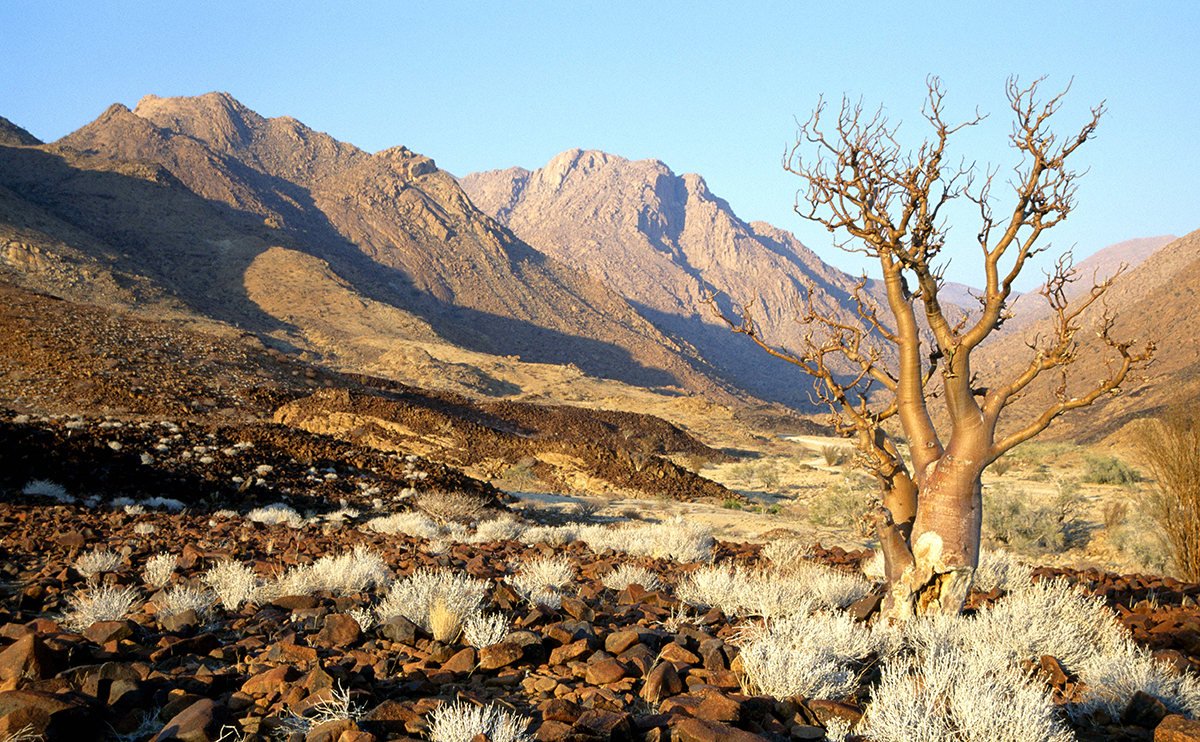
1;93;1200;742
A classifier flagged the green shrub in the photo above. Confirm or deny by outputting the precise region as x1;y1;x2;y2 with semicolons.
989;456;1016;476
1082;455;1140;486
809;483;873;530
983;482;1086;554
757;465;781;489
730;462;757;486
722;498;743;510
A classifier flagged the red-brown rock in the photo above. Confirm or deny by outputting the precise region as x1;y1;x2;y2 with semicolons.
312;613;362;649
150;697;227;742
584;657;628;685
674;718;771;742
479;641;524;670
442;647;477;675
0;634;61;683
640;660;683;703
1158;714;1200;741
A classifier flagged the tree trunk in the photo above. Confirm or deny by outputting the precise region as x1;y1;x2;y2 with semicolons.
888;449;985;619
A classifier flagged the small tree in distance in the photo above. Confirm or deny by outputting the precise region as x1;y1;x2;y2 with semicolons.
705;77;1154;618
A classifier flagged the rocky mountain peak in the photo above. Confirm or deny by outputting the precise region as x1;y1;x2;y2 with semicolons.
130;92;367;187
462;149;883;408
134;91;262;150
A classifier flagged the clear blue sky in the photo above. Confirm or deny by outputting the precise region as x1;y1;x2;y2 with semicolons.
3;1;1196;290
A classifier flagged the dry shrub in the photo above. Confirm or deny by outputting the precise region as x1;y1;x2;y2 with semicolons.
1134;406;1200;581
418;491;488;526
989;456;1016;476
821;445;846;467
429;596;463;643
1101;499;1128;532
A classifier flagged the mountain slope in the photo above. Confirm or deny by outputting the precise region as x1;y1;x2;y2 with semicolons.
976;228;1200;443
0;94;733;401
1006;234;1176;324
461;149;889;409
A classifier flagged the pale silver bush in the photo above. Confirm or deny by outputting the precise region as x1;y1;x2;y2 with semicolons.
790;561;874;609
524;587;562;610
63;584;140;631
464;612;510;648
762;539;815;572
259;546;391;599
964;577;1125;671
142;553;177;588
678;562;868;617
375;568;488;632
347;607;377;632
602;564;663;592
510;555;575;606
621;516;714;563
1076;636;1200;719
23;479;74;503
473;514;525;543
518;517;713;563
857;648;1073;742
824;717;853;742
202;561;259;610
427;702;533;742
365;511;440;539
520;525;578;548
74;548;124;580
972;548;1034;594
246;503;304;528
737;611;883;700
132;522;156;535
862;549;886;581
157;585;215;619
443;522;471;542
141;497;185;511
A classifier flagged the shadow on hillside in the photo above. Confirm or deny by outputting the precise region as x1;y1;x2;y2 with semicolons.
0;144;686;392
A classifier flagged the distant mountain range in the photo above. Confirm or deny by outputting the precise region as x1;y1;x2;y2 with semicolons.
0;94;1191;437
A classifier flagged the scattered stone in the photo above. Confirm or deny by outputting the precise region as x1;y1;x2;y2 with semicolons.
1157;714;1200;741
151;698;229;742
1123;690;1170;728
479;642;524;670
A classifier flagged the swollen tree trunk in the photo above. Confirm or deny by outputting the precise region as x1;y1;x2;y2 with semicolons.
709;77;1153;619
892;450;985;618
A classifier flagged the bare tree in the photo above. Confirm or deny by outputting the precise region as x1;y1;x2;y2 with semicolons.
704;77;1153;618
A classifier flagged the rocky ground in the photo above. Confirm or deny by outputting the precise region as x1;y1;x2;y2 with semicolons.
1;490;1200;742
4;283;1200;741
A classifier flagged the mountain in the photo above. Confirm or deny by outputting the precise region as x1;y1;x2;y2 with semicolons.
1005;235;1176;324
461;149;891;409
0;93;733;402
975;228;1200;443
0;115;40;147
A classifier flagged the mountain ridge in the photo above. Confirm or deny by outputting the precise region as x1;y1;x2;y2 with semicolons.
461;148;890;409
1;95;735;402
